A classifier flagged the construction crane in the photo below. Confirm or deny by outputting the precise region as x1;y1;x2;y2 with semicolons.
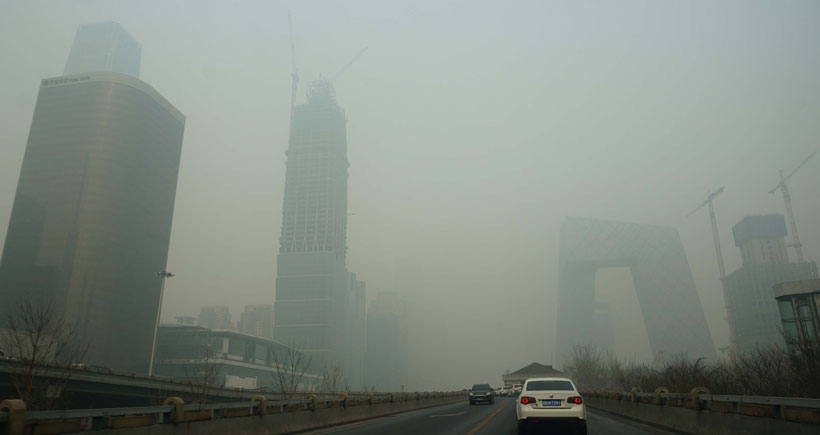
331;47;368;82
686;187;733;350
768;151;816;263
288;10;299;110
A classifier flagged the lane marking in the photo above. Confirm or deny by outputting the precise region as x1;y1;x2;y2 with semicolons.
430;411;465;418
465;401;512;435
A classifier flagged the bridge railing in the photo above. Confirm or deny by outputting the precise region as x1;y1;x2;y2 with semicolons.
0;391;465;434
583;388;820;434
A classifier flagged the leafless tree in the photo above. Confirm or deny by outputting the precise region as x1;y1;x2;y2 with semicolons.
320;363;344;392
0;298;87;410
183;348;224;404
564;343;607;391
271;338;312;399
785;336;820;398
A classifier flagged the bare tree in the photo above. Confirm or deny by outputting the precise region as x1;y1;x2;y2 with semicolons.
564;343;607;391
0;298;87;410
183;347;224;404
271;338;312;399
320;363;344;393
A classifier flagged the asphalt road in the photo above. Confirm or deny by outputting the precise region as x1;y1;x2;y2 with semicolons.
301;396;677;435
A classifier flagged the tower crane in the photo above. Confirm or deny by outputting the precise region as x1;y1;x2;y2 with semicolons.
768;151;816;263
686;187;733;350
331;47;368;82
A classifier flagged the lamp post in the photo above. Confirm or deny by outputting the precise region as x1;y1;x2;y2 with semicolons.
149;270;174;376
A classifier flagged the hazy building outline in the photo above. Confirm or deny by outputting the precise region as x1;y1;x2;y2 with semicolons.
64;21;141;78
555;217;717;366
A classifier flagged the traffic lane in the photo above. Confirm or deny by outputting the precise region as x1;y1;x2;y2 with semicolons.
302;397;671;435
301;399;508;435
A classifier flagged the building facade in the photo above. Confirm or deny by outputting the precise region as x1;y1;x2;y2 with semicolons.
0;71;185;373
198;306;233;330
365;292;408;392
725;215;818;353
273;80;363;385
64;22;141;78
239;305;274;339
555;217;716;367
774;278;820;344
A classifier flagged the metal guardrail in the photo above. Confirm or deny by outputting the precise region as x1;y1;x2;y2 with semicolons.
584;388;820;425
0;391;466;434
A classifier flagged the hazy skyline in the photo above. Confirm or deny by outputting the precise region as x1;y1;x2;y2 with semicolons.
2;0;819;389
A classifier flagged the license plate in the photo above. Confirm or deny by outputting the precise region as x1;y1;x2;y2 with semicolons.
542;400;562;406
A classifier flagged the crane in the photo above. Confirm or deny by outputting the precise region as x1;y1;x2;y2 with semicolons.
768;151;816;263
288;10;299;110
686;187;733;350
331;47;368;82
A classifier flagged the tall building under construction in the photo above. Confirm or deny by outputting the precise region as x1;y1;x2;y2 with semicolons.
725;215;818;354
274;80;364;388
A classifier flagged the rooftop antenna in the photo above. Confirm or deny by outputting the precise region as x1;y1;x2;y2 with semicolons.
768;151;816;263
288;9;299;110
686;187;733;350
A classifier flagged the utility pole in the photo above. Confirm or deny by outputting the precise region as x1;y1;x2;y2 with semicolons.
686;187;733;350
769;151;816;263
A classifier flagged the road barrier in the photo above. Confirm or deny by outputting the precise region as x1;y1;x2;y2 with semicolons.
0;391;465;434
584;388;820;435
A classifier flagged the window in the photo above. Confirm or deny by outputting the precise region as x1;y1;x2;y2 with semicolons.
526;380;574;391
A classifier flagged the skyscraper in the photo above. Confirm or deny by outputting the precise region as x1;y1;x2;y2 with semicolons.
365;292;408;392
239;304;274;339
726;215;818;353
274;80;363;384
0;23;183;374
64;22;141;78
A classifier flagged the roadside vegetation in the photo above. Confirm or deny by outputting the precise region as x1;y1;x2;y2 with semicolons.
564;340;820;398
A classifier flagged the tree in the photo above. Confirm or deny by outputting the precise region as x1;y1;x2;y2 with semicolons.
0;298;87;410
183;347;224;404
271;338;312;399
320;363;344;393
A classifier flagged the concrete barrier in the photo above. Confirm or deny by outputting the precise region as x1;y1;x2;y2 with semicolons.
585;391;820;435
0;392;466;435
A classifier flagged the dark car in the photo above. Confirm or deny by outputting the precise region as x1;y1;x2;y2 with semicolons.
469;383;495;405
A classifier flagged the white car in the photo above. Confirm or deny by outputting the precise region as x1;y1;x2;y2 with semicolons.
515;377;586;435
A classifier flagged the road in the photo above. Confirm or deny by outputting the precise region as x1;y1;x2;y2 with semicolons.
301;396;676;435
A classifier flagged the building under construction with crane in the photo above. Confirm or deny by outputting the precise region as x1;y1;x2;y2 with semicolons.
272;14;366;389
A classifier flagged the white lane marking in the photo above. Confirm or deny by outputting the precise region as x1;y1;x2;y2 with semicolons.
430;411;466;418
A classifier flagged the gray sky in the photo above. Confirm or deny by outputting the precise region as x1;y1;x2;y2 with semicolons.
1;0;819;390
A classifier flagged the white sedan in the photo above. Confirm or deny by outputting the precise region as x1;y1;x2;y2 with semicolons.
515;377;586;434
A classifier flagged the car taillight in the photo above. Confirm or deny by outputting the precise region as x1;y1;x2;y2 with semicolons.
520;396;536;405
567;396;583;405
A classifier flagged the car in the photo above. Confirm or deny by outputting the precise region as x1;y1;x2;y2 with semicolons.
515;377;586;435
468;383;495;405
512;383;523;396
498;386;508;397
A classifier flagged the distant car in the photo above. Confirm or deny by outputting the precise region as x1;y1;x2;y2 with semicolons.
512;383;523;395
254;386;276;393
468;383;495;405
516;377;586;435
498;386;507;397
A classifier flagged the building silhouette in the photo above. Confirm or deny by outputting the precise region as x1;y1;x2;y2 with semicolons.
555;217;716;367
198;306;233;330
774;278;820;346
64;22;141;78
239;304;274;339
0;73;184;373
273;80;364;386
726;215;818;353
365;292;408;392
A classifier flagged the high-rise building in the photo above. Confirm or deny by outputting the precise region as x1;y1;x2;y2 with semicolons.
197;306;233;330
365;292;408;392
344;273;366;389
726;215;818;353
64;22;141;78
555;217;716;366
774;278;820;346
0;71;184;373
274;80;362;378
239;304;275;339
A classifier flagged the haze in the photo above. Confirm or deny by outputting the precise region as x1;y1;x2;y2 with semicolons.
1;0;819;390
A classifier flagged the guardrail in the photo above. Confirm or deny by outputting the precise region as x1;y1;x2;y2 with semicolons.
1;391;465;435
584;388;820;435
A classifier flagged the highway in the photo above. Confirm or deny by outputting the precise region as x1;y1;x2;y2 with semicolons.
301;396;676;435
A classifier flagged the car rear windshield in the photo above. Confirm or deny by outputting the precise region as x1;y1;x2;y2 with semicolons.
472;384;491;391
525;380;574;391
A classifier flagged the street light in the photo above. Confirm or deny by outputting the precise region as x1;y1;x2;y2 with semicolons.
148;270;174;376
